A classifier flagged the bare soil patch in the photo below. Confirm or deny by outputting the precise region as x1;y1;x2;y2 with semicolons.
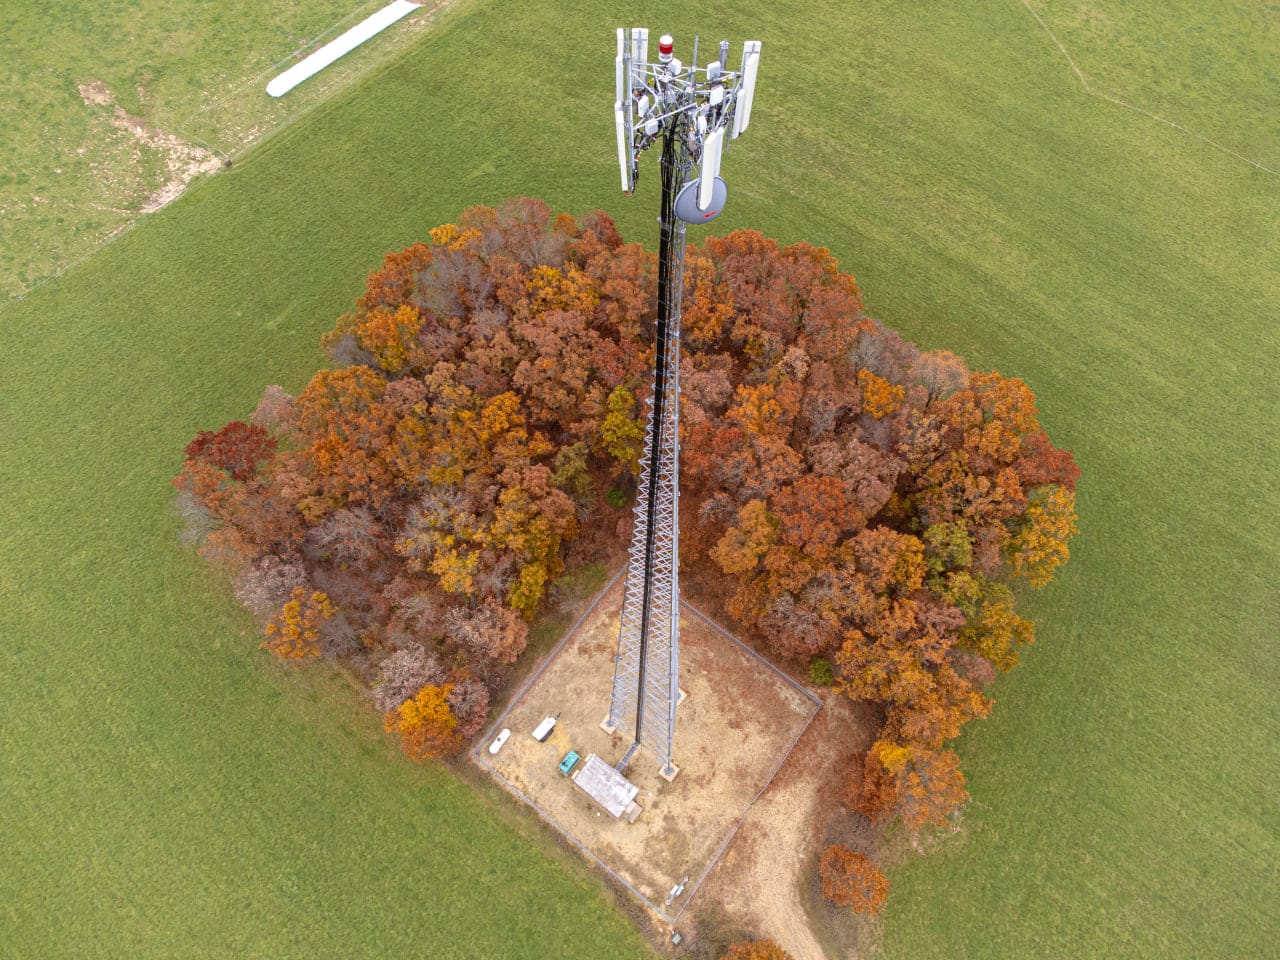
77;81;223;214
698;695;877;960
475;575;818;925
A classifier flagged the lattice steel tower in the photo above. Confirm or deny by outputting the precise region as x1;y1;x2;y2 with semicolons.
605;28;762;778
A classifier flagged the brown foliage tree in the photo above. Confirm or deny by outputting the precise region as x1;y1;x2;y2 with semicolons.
445;670;491;739
446;597;529;664
372;643;446;712
234;553;308;620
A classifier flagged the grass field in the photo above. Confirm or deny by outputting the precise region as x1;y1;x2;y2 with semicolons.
1;0;1276;957
0;0;446;299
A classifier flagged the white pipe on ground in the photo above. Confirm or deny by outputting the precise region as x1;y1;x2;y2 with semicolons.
267;1;422;98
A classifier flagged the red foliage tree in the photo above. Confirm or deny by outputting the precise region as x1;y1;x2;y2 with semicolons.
183;421;276;482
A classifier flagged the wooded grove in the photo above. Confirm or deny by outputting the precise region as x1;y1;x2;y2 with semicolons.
175;197;1078;889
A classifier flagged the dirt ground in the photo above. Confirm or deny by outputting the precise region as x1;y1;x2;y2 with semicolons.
77;81;224;213
697;696;876;960
477;576;818;921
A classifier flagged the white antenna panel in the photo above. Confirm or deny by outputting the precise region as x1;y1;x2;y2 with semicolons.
698;128;724;210
631;28;648;71
615;105;631;193
616;28;626;104
732;41;761;138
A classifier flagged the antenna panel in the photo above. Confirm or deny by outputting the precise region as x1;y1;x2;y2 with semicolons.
631;28;649;72
615;105;632;192
698;129;724;210
615;28;626;104
732;41;761;138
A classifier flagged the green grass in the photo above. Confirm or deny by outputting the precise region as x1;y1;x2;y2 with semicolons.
1028;0;1280;167
0;0;442;299
0;0;1276;957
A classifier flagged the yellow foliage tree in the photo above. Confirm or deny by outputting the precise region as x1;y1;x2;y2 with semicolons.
601;385;645;475
508;561;548;620
1007;486;1078;586
431;548;479;596
384;683;461;760
858;369;906;419
261;588;335;660
958;578;1035;671
712;499;780;576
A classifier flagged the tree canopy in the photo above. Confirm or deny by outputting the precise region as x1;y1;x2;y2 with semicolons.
175;197;1078;905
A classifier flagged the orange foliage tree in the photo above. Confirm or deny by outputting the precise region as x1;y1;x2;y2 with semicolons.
818;845;889;916
384;683;462;760
721;940;795;960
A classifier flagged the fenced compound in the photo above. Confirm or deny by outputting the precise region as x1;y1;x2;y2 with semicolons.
472;574;820;926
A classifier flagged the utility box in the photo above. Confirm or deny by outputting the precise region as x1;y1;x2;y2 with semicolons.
571;754;640;818
531;716;556;742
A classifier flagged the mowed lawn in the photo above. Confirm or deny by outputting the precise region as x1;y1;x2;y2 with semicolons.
0;0;1275;958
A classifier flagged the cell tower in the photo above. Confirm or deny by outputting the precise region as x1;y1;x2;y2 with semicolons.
604;28;762;778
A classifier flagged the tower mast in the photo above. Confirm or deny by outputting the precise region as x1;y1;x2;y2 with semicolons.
605;30;762;778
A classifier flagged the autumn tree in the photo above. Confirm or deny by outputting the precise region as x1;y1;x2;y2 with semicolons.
183;420;276;482
721;940;795;960
858;740;969;830
234;553;308;620
445;597;529;664
601;384;645;476
445;670;491;738
373;643;446;712
177;199;1078;847
818;845;889;916
261;588;336;660
384;683;462;760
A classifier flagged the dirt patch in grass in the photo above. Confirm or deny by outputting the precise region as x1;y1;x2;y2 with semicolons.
77;81;223;214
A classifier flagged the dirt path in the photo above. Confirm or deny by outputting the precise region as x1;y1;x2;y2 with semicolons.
698;697;874;960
